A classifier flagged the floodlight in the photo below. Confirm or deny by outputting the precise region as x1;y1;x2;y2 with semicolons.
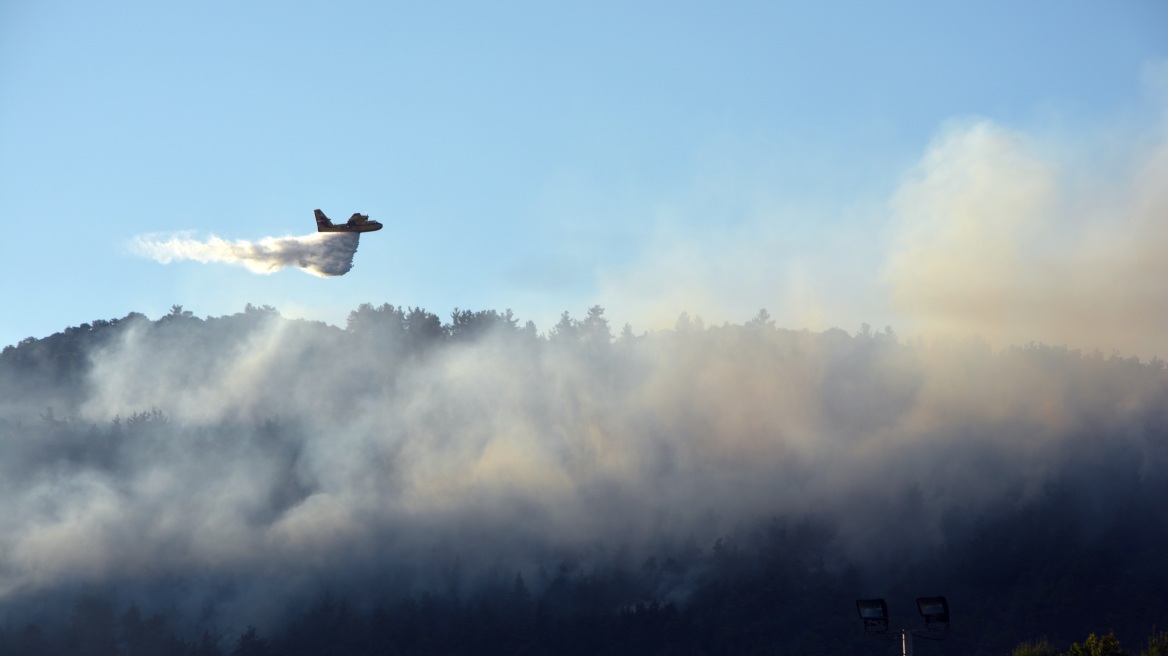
916;596;950;631
855;598;889;633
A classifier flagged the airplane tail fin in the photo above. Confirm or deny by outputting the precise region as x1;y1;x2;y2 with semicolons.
314;209;332;229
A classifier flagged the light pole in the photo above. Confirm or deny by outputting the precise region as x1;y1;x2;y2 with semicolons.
855;596;949;656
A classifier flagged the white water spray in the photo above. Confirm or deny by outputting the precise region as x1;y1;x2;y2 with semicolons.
132;232;361;277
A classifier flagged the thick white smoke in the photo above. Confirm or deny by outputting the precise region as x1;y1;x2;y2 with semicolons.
132;232;361;277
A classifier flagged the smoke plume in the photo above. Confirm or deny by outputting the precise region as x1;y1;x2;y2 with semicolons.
590;104;1168;361
132;232;361;277
884;118;1168;358
8;107;1168;645
1;307;1165;636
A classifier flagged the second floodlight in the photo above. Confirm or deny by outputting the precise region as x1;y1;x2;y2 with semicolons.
916;596;950;631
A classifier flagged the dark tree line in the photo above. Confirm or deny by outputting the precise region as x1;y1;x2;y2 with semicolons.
1;524;1165;655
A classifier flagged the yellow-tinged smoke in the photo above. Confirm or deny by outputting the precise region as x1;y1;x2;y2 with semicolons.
884;118;1168;359
592;105;1168;360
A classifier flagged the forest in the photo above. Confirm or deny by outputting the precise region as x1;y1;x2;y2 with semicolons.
1;303;1166;655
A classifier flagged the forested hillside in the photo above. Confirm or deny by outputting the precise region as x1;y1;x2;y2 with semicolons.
1;304;1166;655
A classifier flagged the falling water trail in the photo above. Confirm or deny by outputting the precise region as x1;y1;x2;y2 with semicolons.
132;232;361;277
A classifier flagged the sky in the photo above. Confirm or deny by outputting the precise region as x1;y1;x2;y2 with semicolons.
2;0;1167;357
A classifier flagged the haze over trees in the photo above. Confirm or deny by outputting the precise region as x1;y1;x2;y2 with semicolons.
1;303;1165;655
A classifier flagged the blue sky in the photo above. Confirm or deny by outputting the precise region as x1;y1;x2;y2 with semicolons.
3;1;1166;354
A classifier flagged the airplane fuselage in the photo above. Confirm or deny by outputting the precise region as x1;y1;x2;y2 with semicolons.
315;209;383;233
317;222;383;233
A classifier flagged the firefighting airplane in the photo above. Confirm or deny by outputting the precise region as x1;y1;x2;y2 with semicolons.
315;209;383;233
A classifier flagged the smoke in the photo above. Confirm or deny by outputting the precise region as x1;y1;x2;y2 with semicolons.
132;232;361;277
1;309;1166;632
590;100;1168;361
884;117;1168;359
9;101;1168;636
